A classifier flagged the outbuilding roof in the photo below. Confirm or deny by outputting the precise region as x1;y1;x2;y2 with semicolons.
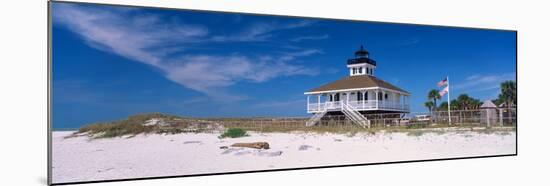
480;100;497;108
305;75;409;94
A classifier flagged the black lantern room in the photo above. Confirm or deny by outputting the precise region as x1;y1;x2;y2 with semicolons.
347;45;377;66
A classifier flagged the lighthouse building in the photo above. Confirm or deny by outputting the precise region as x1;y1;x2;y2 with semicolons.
304;46;410;128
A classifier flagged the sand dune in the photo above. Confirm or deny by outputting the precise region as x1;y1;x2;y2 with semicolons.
52;130;516;183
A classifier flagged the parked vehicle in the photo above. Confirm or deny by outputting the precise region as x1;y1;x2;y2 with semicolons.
413;115;431;122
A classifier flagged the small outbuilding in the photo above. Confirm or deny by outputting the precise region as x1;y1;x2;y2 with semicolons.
480;100;498;127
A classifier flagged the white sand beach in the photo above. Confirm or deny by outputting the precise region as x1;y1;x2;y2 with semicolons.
52;130;516;183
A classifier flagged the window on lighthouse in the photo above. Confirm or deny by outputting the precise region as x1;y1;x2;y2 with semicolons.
358;67;362;74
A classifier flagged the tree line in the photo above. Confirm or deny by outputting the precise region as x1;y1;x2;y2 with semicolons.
424;80;516;113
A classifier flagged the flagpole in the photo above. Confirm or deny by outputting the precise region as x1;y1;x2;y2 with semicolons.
447;75;451;125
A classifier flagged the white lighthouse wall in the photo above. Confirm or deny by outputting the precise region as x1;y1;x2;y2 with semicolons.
347;63;376;76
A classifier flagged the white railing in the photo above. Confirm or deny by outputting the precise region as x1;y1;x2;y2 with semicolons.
347;100;377;110
308;100;410;113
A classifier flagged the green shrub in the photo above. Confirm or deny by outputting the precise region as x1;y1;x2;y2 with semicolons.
219;128;247;138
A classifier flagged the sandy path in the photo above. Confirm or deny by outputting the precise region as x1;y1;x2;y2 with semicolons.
52;130;516;183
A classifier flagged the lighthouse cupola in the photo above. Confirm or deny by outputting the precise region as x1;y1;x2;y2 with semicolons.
347;45;377;76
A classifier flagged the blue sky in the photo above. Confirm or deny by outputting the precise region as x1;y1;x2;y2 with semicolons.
51;2;516;129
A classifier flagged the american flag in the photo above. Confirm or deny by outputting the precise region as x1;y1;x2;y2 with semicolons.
439;86;449;96
437;77;448;87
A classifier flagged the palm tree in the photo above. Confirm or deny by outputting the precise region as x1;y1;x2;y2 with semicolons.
457;94;471;110
492;95;504;106
471;99;482;109
428;89;442;111
500;81;517;111
439;101;448;110
424;101;434;114
438;101;449;121
450;100;460;110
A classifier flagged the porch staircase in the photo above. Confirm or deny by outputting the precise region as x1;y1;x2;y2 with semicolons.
306;109;327;126
342;102;370;128
305;102;370;128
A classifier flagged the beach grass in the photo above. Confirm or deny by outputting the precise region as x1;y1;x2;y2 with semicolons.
73;113;188;138
78;122;156;138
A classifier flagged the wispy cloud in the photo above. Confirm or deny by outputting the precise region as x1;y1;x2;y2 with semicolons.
161;54;319;100
210;20;316;42
53;4;320;101
290;34;329;42
454;73;516;93
53;4;208;66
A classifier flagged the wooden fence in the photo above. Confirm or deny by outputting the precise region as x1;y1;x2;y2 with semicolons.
204;108;516;132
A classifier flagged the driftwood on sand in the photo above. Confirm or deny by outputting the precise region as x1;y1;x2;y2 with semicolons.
231;142;270;149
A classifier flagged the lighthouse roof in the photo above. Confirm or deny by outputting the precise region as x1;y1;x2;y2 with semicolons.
305;75;409;94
